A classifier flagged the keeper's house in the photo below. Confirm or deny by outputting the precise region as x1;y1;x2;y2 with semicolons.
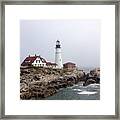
21;55;57;68
21;55;46;67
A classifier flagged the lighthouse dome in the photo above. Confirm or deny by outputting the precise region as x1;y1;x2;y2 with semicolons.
56;40;61;48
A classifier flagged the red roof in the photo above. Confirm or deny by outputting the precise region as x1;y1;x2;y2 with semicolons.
21;55;46;66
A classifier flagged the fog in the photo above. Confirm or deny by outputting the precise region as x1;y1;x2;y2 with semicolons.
20;20;100;68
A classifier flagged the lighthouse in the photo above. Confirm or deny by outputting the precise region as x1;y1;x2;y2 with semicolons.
55;40;63;69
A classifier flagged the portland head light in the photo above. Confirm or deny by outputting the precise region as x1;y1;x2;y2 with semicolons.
55;40;63;69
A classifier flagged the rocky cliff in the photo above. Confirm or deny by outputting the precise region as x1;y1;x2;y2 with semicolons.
20;67;100;100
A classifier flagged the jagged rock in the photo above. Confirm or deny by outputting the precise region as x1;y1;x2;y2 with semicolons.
33;75;40;80
90;68;100;77
20;67;99;100
20;92;32;99
83;79;96;86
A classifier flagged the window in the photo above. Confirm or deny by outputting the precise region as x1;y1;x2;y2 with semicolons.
36;60;40;63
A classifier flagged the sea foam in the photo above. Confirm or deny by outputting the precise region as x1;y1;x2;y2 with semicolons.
77;91;97;95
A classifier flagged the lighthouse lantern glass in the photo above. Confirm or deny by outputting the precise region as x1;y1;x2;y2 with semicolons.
56;40;60;45
56;40;61;48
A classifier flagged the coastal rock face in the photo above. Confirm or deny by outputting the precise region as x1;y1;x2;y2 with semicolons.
83;68;100;86
20;67;85;100
83;79;96;86
20;67;100;99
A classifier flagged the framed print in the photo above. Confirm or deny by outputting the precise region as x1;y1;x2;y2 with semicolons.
0;0;119;119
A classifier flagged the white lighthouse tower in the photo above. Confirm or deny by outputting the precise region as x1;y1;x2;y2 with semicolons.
55;40;63;69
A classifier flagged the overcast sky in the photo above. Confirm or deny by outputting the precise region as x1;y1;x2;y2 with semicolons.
20;20;100;68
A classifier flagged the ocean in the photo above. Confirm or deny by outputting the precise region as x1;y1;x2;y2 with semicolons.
43;82;100;100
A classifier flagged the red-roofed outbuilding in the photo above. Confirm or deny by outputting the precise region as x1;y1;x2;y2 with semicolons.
63;62;76;70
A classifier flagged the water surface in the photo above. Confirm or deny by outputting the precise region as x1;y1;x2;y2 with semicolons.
43;82;100;100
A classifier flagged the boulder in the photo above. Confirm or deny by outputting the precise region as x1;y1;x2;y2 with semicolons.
83;79;96;86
